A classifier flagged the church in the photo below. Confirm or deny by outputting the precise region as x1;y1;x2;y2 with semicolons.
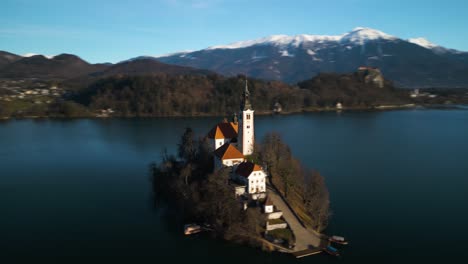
207;80;267;200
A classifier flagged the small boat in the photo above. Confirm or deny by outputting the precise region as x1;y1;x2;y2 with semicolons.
184;224;202;235
329;235;348;245
324;245;340;256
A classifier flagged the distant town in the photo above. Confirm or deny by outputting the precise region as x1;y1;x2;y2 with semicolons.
0;78;67;103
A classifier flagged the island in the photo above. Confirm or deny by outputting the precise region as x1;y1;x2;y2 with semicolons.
151;80;333;257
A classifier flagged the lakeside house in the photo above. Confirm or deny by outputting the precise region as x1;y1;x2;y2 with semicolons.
234;161;267;199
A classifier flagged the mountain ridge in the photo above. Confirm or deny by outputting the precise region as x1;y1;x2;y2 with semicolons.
0;51;23;68
0;52;110;80
1;27;468;88
203;27;399;51
156;27;468;88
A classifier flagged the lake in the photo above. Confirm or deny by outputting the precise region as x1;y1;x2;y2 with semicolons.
1;109;468;263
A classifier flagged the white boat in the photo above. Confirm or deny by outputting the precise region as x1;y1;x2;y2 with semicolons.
329;235;348;245
184;224;202;235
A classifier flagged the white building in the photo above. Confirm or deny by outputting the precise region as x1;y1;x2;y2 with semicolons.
264;196;274;213
234;161;267;199
213;142;244;170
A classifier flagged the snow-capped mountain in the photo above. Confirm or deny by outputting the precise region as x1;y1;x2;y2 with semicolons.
408;37;463;55
408;37;439;49
22;53;55;59
205;27;396;50
157;27;468;88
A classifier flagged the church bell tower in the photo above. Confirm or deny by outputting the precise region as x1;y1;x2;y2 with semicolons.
239;79;254;156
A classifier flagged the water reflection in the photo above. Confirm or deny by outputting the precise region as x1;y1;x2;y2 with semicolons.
1;110;468;263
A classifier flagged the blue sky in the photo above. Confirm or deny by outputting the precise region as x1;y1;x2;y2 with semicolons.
1;0;467;63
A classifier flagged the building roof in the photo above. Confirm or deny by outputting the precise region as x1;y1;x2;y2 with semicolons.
214;143;244;160
235;161;263;178
265;196;273;206
208;122;238;139
230;122;238;133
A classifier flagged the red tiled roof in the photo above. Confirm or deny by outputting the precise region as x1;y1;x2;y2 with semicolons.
214;143;244;160
230;122;238;133
235;161;263;178
208;122;238;139
208;126;223;139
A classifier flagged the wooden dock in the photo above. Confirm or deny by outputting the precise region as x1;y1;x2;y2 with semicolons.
292;248;323;258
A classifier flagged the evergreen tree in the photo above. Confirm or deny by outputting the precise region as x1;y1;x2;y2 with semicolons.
177;127;196;163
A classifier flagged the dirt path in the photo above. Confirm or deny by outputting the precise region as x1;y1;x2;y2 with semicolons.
267;186;326;251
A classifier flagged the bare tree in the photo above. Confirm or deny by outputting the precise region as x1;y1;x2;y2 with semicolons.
303;170;330;232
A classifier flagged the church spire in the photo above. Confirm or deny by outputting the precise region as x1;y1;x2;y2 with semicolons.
241;78;252;111
239;78;254;156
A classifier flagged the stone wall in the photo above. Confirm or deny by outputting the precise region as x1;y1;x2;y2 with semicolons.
267;211;283;220
266;221;288;231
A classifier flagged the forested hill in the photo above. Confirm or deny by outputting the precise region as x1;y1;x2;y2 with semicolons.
297;71;411;107
74;74;304;116
62;58;215;92
73;70;411;117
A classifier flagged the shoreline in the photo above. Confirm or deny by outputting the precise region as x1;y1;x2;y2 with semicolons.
1;103;467;120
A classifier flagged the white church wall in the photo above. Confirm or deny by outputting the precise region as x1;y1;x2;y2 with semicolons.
215;139;224;150
240;109;254;156
213;138;231;150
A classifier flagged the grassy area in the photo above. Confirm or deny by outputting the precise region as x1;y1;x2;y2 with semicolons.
268;218;286;225
0;99;40;116
0;97;92;118
289;189;314;228
268;228;294;244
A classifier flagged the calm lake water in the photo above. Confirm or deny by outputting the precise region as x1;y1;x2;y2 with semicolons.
1;109;468;263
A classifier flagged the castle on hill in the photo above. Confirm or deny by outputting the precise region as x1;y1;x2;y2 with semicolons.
207;80;266;200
